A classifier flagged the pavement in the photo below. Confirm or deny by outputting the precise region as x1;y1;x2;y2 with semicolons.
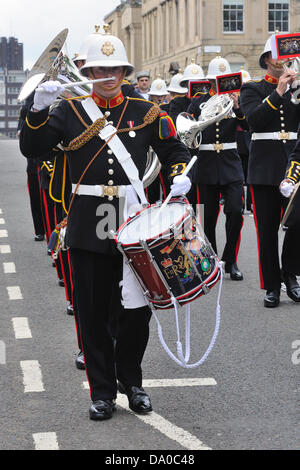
0;139;299;451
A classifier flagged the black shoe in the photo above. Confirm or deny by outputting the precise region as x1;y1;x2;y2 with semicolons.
89;399;116;421
117;382;152;414
34;234;44;242
58;278;65;287
281;271;300;302
67;303;74;316
264;289;280;308
75;350;85;370
224;262;243;281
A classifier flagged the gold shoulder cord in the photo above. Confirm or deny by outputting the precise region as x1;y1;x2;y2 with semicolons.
65;100;161;150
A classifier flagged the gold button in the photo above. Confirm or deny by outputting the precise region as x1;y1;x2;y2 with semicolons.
280;110;284;114
107;149;113;155
108;169;114;175
216;134;219;138
281;123;285;128
108;180;114;186
280;117;284;121
108;158;114;164
108;196;113;201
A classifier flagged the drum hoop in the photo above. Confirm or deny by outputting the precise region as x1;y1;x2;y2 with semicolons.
116;198;191;247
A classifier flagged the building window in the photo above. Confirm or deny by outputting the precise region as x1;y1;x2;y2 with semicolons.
268;1;289;33
223;0;244;33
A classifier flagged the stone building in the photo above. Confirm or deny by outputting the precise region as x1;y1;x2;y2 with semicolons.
104;0;300;81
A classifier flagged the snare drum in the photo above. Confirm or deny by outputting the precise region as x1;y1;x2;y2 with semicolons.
115;198;221;310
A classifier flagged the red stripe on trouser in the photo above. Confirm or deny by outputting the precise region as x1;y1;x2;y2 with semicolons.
250;185;264;289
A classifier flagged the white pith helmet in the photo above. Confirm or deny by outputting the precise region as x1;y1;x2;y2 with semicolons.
167;71;188;94
206;56;231;79
74;25;102;62
149;76;168;96
80;24;134;77
179;60;205;86
259;36;272;69
240;66;251;83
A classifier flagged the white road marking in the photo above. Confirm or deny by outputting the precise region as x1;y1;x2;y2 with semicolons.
83;378;217;389
33;433;59;450
3;262;16;273
0;245;11;253
0;218;5;224
117;394;211;450
12;318;32;339
0;230;8;238
20;360;45;392
7;286;23;300
143;378;217;387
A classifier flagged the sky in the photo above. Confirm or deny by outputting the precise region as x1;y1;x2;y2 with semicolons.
0;0;121;70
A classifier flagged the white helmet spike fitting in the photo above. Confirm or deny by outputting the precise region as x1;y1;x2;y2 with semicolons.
149;76;168;96
206;56;231;80
259;37;272;69
167;72;188;94
179;60;205;86
74;25;102;62
80;25;134;77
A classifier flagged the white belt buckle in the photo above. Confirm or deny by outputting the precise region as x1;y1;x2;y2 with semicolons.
279;131;290;141
214;143;224;153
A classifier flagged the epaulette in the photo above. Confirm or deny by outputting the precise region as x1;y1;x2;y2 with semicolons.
122;79;130;85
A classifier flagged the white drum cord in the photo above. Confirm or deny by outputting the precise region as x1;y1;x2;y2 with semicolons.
151;261;223;368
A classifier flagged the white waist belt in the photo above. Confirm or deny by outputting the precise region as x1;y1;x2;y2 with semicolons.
199;142;237;151
251;131;298;141
72;183;127;198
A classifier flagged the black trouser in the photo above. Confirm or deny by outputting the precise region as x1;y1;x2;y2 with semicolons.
69;248;152;402
250;185;300;291
27;171;44;236
192;182;244;263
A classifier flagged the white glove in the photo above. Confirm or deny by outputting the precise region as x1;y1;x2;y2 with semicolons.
170;175;191;196
33;80;64;111
280;180;295;198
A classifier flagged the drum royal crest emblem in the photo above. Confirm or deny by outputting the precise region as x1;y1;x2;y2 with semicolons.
101;41;115;56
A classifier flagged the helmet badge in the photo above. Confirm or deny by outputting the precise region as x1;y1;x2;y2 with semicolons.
218;63;226;72
101;41;115;56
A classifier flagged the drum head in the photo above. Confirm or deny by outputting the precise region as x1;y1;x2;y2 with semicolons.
118;201;188;244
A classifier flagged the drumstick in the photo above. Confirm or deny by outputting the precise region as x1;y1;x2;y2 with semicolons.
153;155;198;224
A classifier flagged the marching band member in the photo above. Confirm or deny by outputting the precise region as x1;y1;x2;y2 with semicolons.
166;71;188;120
240;37;300;307
187;56;247;281
279;137;300;292
19;28;191;421
18;93;45;242
168;60;204;125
